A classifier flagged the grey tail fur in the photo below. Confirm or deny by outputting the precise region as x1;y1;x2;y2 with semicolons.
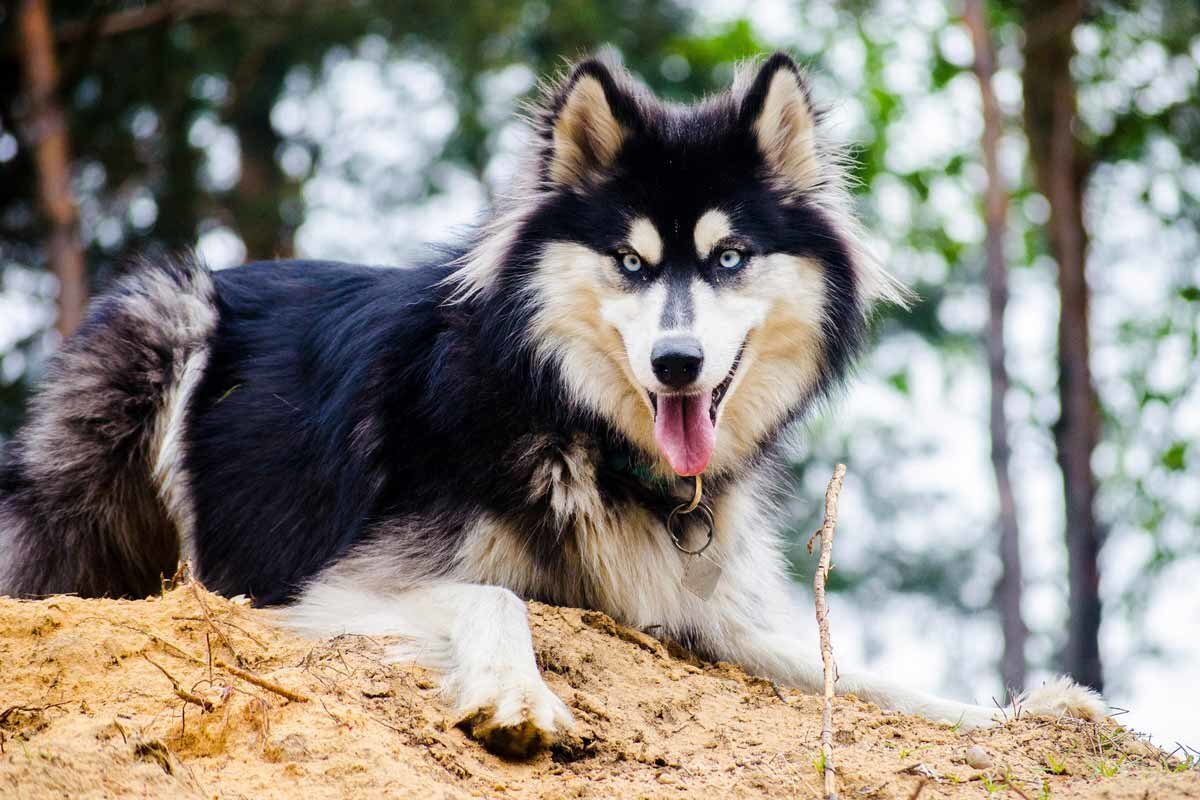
0;254;217;598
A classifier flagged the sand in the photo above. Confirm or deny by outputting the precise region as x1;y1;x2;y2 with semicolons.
1;583;1196;799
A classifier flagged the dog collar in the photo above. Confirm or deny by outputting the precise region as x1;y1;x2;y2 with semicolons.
602;448;674;495
600;448;714;555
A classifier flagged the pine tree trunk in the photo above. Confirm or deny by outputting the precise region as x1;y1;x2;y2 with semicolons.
965;0;1027;694
1021;0;1104;691
17;0;88;337
228;42;296;261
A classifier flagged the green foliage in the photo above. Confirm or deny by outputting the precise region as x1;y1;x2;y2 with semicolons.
1093;756;1126;778
1161;442;1187;472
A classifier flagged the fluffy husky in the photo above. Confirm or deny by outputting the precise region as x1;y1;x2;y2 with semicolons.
0;54;1102;755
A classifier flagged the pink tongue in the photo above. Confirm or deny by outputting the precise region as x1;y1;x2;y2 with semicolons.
653;394;716;476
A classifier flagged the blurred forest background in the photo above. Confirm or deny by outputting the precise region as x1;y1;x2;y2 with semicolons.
1;0;1197;746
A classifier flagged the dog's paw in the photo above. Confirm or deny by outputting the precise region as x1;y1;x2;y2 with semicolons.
452;671;575;758
1017;676;1107;722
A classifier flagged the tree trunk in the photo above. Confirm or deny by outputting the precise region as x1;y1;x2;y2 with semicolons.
965;0;1027;694
1021;0;1104;691
17;0;88;337
227;40;296;261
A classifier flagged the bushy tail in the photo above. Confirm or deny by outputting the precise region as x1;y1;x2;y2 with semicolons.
0;255;217;599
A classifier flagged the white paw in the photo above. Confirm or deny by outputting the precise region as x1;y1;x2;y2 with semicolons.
1018;676;1107;722
445;664;575;758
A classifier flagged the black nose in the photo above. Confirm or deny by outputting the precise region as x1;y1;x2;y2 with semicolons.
651;336;704;389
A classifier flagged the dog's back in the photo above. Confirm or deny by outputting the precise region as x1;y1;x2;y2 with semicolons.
0;255;454;602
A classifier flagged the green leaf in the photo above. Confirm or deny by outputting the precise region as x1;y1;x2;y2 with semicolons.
1162;442;1188;472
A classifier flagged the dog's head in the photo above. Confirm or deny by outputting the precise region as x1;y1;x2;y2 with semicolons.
456;53;902;477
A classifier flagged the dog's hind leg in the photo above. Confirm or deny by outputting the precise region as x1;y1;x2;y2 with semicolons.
0;256;217;598
716;617;1105;728
281;578;575;757
690;538;1107;729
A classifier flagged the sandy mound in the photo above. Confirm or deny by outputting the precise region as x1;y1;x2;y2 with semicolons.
1;584;1195;799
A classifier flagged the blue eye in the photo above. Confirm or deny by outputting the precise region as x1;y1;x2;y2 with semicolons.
620;253;642;273
719;249;744;269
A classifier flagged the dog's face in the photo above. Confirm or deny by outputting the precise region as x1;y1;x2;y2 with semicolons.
461;54;897;477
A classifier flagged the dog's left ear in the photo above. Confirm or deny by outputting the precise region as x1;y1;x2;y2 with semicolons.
543;59;638;188
739;53;820;192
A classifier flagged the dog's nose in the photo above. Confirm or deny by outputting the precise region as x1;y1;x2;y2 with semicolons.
651;336;704;389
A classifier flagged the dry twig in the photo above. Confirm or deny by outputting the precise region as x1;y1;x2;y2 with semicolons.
144;654;214;712
190;580;246;666
218;660;309;703
0;701;73;726
810;463;846;800
1005;779;1032;800
172;614;270;649
113;622;310;703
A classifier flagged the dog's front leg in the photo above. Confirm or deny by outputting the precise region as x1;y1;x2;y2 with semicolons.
284;579;574;755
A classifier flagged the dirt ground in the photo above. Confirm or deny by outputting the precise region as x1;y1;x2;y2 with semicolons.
1;584;1196;799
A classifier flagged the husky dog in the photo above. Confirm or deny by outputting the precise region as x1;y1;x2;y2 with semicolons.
0;54;1103;755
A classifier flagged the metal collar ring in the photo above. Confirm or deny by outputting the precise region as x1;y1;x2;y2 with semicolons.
667;502;715;555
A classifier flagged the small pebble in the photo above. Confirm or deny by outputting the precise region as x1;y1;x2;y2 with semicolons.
361;681;393;698
965;745;993;769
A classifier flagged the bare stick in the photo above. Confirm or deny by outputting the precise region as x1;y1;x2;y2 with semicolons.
218;661;310;704
811;463;846;800
190;580;246;666
115;622;309;703
172;615;269;649
144;654;214;712
1006;780;1032;800
0;701;73;725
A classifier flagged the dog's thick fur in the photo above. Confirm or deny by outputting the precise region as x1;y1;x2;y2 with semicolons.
0;54;1103;755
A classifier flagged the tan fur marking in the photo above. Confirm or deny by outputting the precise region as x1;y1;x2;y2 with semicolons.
628;217;662;264
753;69;819;191
528;243;664;471
453;515;545;598
693;209;733;258
717;254;826;458
550;76;626;187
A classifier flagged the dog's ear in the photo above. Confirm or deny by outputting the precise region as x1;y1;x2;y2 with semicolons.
739;53;820;192
543;59;637;188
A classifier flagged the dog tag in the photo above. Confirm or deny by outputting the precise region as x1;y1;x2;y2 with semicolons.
682;553;722;600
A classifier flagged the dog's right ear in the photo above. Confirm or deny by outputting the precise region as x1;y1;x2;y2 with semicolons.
738;53;821;194
542;59;638;188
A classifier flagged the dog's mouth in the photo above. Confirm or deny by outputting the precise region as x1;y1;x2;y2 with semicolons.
645;343;746;476
709;346;744;419
646;345;744;424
